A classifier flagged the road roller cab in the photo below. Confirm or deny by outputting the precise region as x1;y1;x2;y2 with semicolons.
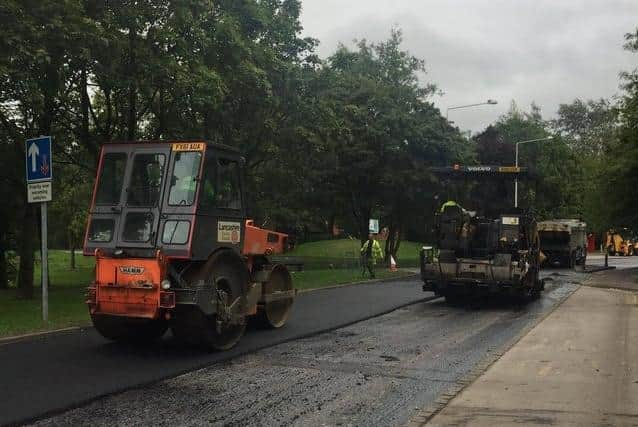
84;140;295;350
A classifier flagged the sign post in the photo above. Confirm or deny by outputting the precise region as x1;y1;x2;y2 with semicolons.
41;203;48;321
25;136;52;322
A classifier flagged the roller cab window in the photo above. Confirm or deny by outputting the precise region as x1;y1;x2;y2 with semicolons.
168;151;202;206
199;156;242;210
126;153;165;207
95;152;126;205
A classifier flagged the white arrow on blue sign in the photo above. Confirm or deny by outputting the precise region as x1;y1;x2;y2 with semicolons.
25;136;52;183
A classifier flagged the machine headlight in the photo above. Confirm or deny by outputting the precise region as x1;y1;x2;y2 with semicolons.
161;279;171;290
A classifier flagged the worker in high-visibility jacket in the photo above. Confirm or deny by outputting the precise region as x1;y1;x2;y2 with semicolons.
440;200;460;213
361;234;384;278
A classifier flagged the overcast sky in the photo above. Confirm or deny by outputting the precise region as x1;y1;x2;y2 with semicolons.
300;0;638;132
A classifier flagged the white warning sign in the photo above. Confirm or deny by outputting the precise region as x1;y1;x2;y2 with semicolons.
27;181;52;203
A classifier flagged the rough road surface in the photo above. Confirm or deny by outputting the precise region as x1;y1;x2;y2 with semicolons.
428;268;638;426
31;272;581;427
1;277;430;426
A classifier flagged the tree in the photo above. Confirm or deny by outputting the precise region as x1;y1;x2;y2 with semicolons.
472;103;584;220
0;0;96;298
551;98;619;232
49;165;92;269
553;98;617;155
603;28;638;228
295;29;468;261
322;32;429;245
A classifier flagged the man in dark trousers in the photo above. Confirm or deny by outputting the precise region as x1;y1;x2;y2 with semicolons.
361;233;383;278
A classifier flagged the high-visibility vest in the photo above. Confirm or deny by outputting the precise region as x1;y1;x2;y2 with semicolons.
360;239;384;264
440;200;459;213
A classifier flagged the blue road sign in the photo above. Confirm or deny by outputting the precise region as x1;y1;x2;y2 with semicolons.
25;136;52;183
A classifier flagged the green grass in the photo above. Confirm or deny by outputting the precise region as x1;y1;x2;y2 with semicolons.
1;250;93;338
0;286;89;337
33;250;95;288
291;268;415;291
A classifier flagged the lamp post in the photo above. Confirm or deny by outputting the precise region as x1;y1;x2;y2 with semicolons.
446;99;498;120
514;136;554;208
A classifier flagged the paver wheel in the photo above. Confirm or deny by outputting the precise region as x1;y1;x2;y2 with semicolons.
92;315;168;343
257;265;294;328
172;251;248;351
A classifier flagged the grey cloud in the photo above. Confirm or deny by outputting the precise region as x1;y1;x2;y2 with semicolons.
301;0;638;132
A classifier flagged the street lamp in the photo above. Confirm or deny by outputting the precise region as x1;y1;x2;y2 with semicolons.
514;136;554;208
446;99;498;120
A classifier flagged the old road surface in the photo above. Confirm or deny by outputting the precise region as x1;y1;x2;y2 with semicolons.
4;271;581;427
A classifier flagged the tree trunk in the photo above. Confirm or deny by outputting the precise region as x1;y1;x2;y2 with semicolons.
104;88;113;141
358;207;371;245
327;214;336;236
155;83;165;139
0;208;7;289
69;229;76;270
127;26;137;140
394;230;402;259
384;224;402;264
203;110;212;139
384;228;394;264
79;65;99;159
17;204;36;299
351;190;371;245
0;239;7;290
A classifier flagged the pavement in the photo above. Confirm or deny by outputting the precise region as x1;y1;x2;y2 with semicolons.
425;267;638;426
0;277;433;427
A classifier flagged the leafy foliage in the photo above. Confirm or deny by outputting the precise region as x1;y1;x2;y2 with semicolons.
602;28;638;229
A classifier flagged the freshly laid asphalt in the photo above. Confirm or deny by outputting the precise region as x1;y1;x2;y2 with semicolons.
0;277;431;426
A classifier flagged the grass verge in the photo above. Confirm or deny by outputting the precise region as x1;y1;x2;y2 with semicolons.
0;286;89;338
289;238;425;264
291;268;415;291
1;251;93;338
